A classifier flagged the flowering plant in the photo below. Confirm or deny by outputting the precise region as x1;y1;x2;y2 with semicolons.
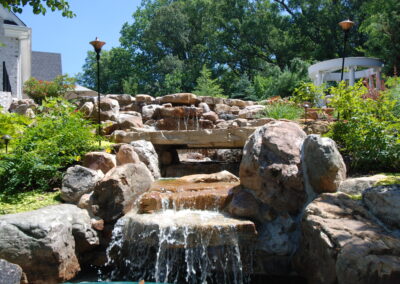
23;75;75;104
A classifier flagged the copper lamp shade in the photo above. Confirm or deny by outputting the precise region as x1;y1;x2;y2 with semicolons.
89;37;106;53
339;19;355;31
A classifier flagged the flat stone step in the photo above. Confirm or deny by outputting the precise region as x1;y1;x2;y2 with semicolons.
110;128;257;148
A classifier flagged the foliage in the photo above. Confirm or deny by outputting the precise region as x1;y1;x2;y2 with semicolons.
385;77;400;117
23;75;76;104
257;101;303;120
360;0;400;75
0;190;61;215
0;110;31;150
0;0;74;17
375;173;400;186
193;65;225;98
327;81;400;172
0;97;98;193
291;82;325;107
231;73;256;100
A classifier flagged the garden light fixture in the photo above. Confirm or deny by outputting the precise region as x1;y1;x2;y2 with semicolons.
2;134;11;154
303;103;309;123
339;19;355;81
89;37;106;147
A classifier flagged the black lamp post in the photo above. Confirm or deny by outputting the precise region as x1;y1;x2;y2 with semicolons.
2;135;11;154
89;37;106;147
339;19;355;81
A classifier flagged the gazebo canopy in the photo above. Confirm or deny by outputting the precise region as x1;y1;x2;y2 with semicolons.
308;57;384;89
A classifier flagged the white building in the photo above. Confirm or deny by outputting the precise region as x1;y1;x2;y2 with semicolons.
0;6;62;108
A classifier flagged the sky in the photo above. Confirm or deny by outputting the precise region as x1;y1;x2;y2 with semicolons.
19;0;141;77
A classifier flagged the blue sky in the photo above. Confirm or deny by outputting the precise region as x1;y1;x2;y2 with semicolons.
19;0;141;76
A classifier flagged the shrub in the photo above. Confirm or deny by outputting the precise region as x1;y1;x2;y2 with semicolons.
291;82;325;107
326;80;400;172
23;75;75;104
257;101;303;120
0;110;31;151
0;97;98;193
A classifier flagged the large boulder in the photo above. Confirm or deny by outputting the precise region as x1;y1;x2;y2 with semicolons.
130;140;161;179
91;97;120;122
294;193;400;284
142;104;161;121
239;120;307;214
363;185;400;229
117;113;143;130
82;152;117;174
61;165;104;203
339;174;387;195
106;94;134;107
0;205;99;284
302;134;346;194
91;163;154;222
159;93;197;105
135;94;154;104
0;259;27;284
116;144;141;165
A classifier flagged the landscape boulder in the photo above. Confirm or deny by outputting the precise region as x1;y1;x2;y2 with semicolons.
61;165;104;203
159;93;197;105
117;113;143;129
302;134;346;194
239;120;307;214
0;204;99;284
0;259;27;284
363;185;400;229
142;104;161;121
91;163;154;222
178;170;239;183
116;144;141;165
83;152;117;174
130;140;161;179
339;174;387;195
91;97;120;121
294;193;400;284
135;94;154;104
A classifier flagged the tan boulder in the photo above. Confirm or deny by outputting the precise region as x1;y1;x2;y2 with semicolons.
83;152;117;174
117;113;143;130
214;103;232;114
116;144;141;165
177;170;239;183
202;111;218;122
159;93;197;105
239;120;307;214
91;163;154;222
135;94;154;104
294;193;400;284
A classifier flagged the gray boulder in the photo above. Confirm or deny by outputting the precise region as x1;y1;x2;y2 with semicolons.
61;165;104;203
0;204;99;284
0;259;26;284
302;134;346;194
339;174;387;195
130;140;161;179
91;163;154;222
363;185;400;229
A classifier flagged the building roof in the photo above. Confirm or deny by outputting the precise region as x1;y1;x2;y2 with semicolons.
31;51;62;81
0;6;26;27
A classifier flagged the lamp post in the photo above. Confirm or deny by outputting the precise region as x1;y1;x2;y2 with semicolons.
2;135;11;154
339;19;355;81
89;37;106;147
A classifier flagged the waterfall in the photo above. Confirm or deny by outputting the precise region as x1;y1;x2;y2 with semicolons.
103;208;254;283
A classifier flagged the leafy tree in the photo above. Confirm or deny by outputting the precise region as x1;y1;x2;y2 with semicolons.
231;73;256;100
193;65;224;97
0;0;74;17
360;0;400;75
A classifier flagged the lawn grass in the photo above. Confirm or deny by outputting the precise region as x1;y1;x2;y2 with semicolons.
0;190;62;215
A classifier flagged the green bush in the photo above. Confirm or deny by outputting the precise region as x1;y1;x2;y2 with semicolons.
0;110;31;151
291;82;325;107
257;101;303;120
0;97;98;193
23;75;75;104
193;65;226;98
327;80;400;172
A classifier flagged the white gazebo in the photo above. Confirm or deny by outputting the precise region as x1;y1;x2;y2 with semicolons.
308;57;384;89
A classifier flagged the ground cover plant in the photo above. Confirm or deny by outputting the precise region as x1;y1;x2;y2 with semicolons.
257;100;303;120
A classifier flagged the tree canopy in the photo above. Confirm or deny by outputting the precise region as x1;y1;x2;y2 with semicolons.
78;0;400;99
0;0;74;17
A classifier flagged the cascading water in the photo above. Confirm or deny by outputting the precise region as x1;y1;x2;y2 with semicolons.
103;198;255;283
